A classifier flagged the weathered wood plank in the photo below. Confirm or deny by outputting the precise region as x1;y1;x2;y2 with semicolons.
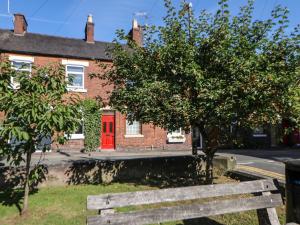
87;194;283;225
87;179;276;210
257;192;281;225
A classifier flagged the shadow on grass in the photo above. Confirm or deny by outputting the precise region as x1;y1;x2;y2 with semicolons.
0;164;48;214
181;218;223;225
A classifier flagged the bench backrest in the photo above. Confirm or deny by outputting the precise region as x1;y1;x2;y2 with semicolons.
87;179;278;210
87;179;283;225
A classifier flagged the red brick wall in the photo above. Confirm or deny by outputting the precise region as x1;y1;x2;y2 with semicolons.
1;53;192;151
115;112;192;151
33;56;113;101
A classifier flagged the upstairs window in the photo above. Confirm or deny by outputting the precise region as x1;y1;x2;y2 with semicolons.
11;60;32;89
66;65;84;89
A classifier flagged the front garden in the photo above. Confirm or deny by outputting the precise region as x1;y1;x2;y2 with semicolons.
0;175;285;225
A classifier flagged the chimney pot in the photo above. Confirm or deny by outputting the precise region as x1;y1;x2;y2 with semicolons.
130;19;143;46
14;14;27;36
85;14;94;43
87;14;93;23
132;19;138;29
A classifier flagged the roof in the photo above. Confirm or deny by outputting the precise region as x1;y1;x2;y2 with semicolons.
0;29;113;60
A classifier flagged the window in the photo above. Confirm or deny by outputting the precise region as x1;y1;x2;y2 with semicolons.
11;60;32;89
253;126;267;137
69;122;84;139
167;128;186;143
66;65;84;89
125;120;142;136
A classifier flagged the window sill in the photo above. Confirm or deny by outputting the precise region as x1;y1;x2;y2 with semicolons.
167;135;186;143
68;134;85;140
253;134;267;137
67;87;87;93
35;149;52;153
124;134;144;138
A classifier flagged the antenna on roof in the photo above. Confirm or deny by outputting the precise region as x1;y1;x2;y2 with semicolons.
7;0;10;14
133;11;148;26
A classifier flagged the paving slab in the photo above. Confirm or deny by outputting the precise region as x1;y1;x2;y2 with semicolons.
0;150;195;166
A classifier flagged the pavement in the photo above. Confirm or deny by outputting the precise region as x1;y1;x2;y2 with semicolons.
0;149;193;166
218;148;300;182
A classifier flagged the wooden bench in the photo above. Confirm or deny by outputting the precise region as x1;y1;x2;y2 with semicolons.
87;179;284;225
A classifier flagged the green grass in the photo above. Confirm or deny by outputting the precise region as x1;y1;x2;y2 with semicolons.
0;181;286;225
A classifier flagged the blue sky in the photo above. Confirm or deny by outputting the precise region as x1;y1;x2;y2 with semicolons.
0;0;299;42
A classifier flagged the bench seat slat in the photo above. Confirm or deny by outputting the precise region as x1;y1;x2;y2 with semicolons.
87;179;277;210
87;193;282;225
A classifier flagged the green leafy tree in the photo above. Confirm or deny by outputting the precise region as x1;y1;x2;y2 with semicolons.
289;67;300;127
0;59;81;214
97;0;299;183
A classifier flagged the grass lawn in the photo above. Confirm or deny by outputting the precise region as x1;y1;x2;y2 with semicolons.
0;176;286;225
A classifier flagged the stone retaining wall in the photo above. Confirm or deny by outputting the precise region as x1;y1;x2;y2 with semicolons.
0;155;236;188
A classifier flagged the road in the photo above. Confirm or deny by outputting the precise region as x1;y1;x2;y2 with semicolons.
218;148;300;180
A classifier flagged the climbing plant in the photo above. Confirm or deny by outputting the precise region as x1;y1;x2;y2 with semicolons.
81;99;102;152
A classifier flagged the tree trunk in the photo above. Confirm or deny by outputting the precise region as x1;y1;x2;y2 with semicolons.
21;150;32;215
192;141;198;155
205;152;214;184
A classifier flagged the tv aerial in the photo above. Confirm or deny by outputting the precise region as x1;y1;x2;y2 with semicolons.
133;11;148;26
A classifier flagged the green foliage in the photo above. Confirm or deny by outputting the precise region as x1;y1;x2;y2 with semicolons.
81;99;102;152
97;0;299;182
288;67;300;127
0;57;81;213
0;59;81;160
99;0;299;148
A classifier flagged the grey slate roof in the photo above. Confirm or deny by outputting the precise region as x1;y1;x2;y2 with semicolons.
0;29;113;60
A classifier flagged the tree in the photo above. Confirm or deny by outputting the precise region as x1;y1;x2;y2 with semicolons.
0;58;81;214
97;0;299;183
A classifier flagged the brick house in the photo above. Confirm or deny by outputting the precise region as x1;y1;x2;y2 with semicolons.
0;14;193;152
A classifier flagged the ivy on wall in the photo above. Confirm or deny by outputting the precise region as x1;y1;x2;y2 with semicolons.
81;99;102;152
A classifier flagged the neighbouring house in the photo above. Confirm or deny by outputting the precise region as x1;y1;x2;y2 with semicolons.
0;13;193;152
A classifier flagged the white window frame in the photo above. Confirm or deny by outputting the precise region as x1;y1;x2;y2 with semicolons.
10;60;32;89
125;120;143;138
65;64;87;92
167;128;186;143
62;59;89;67
69;133;84;139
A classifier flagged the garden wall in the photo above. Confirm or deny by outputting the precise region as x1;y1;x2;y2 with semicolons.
0;155;236;189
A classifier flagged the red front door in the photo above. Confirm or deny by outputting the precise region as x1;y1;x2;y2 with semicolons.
101;115;115;149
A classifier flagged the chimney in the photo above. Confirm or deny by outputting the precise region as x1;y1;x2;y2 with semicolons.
85;14;94;43
14;14;27;36
130;19;143;46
